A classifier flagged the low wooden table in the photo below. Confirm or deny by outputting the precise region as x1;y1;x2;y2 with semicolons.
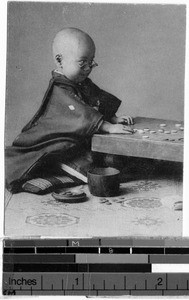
92;117;184;162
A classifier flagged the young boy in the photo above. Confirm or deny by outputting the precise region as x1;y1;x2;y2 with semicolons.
5;27;134;193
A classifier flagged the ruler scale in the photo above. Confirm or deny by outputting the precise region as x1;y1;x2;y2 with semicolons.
2;238;189;296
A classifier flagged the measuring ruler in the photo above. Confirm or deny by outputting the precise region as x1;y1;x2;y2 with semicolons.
3;238;189;296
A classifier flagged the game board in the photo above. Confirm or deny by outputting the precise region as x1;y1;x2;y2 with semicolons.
92;117;184;162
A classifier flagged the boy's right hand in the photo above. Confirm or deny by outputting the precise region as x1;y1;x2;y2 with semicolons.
108;124;133;134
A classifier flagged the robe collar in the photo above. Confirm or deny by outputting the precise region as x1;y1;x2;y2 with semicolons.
51;70;89;89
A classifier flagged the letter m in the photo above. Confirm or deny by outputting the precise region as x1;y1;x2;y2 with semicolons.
72;241;80;246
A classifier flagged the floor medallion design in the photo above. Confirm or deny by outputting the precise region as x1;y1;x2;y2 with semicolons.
26;213;79;227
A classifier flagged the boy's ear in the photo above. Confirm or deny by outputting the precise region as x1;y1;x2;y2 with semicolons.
55;53;63;66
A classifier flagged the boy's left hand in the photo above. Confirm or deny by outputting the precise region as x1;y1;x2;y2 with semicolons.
117;115;134;125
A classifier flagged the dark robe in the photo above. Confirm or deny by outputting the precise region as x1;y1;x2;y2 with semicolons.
5;71;121;190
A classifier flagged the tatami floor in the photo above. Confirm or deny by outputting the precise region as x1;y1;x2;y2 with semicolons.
4;158;183;238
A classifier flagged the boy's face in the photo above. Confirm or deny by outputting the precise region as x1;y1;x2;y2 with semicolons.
61;37;96;83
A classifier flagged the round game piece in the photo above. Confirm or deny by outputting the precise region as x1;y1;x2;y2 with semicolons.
160;123;167;127
175;123;182;127
142;135;149;139
171;130;178;134
158;129;164;133
180;127;184;131
52;191;87;203
143;128;150;132
150;130;156;134
164;130;171;134
138;129;144;134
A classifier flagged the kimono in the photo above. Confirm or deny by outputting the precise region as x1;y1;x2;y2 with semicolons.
5;71;121;191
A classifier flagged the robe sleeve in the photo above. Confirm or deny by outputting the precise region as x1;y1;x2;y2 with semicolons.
13;81;104;148
86;79;122;122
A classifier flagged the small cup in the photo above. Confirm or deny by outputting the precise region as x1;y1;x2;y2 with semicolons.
87;167;120;197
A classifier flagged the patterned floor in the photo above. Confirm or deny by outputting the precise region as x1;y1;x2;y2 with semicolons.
4;177;182;237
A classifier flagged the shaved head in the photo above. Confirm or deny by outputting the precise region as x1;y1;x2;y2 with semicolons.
52;28;97;83
52;28;95;63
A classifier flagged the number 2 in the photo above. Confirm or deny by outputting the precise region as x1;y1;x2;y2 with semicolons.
157;277;163;286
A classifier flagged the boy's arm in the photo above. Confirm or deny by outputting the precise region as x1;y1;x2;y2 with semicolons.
99;121;133;134
86;79;121;122
86;79;134;125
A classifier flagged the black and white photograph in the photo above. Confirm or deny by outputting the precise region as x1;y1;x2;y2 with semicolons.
3;1;187;238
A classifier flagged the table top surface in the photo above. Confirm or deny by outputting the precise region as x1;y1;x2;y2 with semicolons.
92;117;184;162
94;117;184;144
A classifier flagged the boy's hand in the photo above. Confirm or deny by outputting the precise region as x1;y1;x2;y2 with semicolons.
99;121;133;134
117;115;134;125
109;124;133;134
